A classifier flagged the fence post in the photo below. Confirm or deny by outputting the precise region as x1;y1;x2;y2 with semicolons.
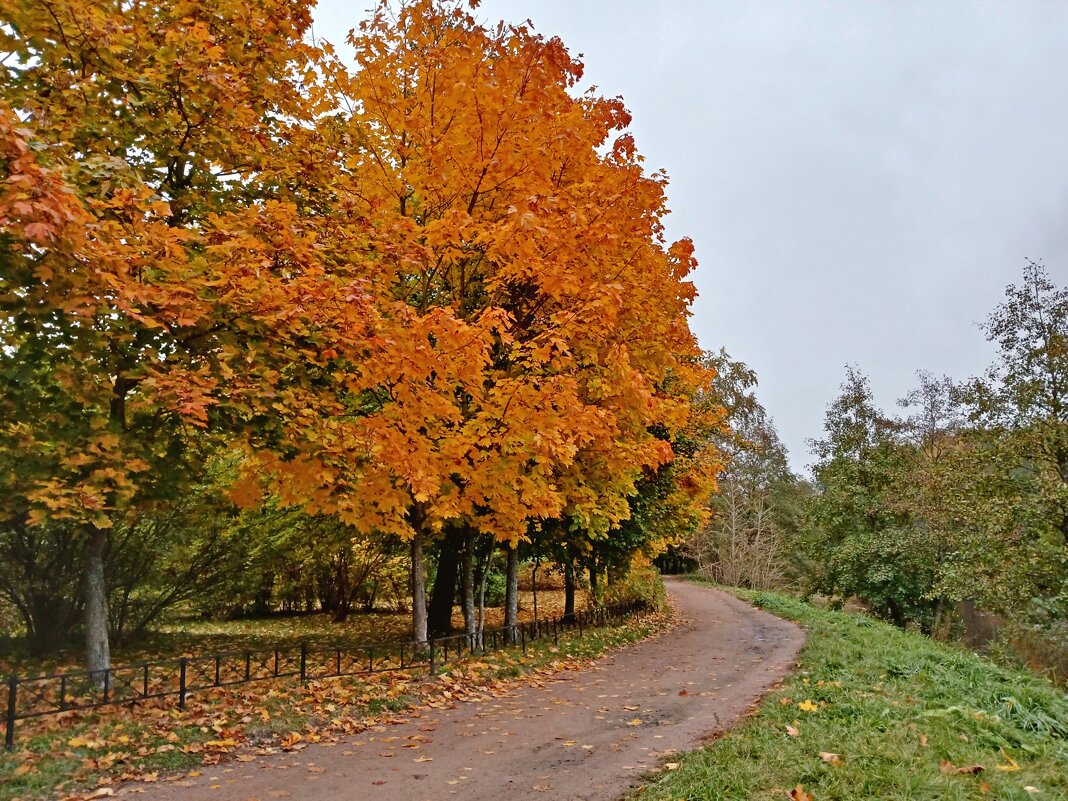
553;618;558;645
428;640;436;675
5;677;16;751
300;641;308;684
178;657;188;711
520;624;526;656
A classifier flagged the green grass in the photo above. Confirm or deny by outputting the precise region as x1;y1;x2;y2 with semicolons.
637;585;1068;801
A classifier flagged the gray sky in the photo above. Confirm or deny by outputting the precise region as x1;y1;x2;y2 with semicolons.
313;1;1068;471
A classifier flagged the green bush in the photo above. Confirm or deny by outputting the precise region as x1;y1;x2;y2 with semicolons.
603;562;666;611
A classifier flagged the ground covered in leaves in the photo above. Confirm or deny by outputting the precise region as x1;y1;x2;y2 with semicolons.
636;585;1068;801
0;600;666;801
0;589;573;677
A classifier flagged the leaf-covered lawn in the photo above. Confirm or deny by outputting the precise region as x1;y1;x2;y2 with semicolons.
637;585;1068;801
0;603;666;801
0;589;573;678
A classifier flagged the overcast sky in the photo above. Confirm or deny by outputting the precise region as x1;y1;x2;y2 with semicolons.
313;1;1068;472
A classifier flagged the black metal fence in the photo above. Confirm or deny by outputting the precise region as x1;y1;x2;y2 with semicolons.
4;600;645;750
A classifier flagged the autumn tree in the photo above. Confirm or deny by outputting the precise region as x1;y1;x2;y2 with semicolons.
683;350;802;591
304;0;713;640
2;0;714;666
0;0;392;674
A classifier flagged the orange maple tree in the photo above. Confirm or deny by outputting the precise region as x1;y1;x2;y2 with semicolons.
1;0;720;664
301;0;718;637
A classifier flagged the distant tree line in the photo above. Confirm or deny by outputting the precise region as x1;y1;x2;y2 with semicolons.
684;263;1066;680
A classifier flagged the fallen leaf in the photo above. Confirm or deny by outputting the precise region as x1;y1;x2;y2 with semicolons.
785;724;799;737
665;762;680;770
413;756;433;763
995;753;1020;772
798;700;819;713
84;790;115;799
940;760;984;775
626;718;642;726
788;785;813;801
918;734;928;747
818;752;843;767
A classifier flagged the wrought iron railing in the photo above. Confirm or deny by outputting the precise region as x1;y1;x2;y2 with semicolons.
4;601;646;749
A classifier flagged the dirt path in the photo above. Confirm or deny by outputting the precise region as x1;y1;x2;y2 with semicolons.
131;581;804;801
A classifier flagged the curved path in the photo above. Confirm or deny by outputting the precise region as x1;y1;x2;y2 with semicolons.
133;581;804;801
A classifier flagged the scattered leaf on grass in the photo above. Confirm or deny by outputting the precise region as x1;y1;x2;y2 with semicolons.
798;700;819;713
818;752;843;766
996;753;1020;772
940;760;984;775
665;762;680;770
785;724;799;737
788;785;814;801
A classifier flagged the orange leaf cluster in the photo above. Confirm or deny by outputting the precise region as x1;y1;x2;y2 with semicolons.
1;0;720;551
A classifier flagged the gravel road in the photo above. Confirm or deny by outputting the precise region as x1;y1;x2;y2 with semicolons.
129;580;804;801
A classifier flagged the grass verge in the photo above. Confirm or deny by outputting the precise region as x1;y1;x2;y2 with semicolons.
0;607;668;801
637;585;1067;801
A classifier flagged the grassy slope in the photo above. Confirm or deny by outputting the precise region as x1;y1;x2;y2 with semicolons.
639;586;1068;801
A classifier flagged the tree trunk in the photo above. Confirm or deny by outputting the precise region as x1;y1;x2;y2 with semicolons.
461;532;476;638
475;547;492;648
563;560;576;622
410;533;428;645
531;556;540;622
83;528;110;684
504;544;519;643
428;535;460;639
